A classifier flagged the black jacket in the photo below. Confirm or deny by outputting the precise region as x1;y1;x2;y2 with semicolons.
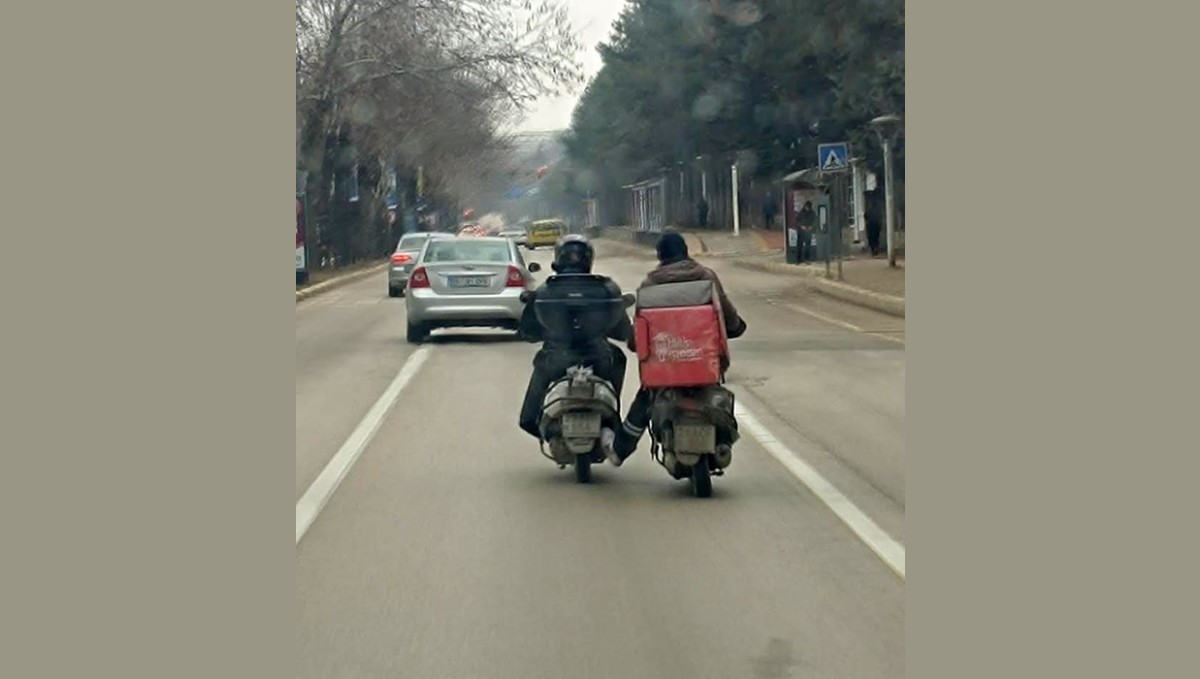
519;274;632;351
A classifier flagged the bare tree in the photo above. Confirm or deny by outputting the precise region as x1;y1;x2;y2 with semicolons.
296;0;583;240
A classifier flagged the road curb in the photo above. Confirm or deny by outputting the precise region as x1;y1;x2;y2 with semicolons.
296;262;389;302
735;259;906;318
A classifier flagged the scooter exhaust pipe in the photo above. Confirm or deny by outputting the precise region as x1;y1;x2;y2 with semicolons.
713;443;733;469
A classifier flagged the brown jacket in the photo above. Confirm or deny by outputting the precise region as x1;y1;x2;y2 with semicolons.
639;258;747;338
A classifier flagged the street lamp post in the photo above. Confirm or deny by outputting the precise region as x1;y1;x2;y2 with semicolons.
869;114;903;267
731;161;740;237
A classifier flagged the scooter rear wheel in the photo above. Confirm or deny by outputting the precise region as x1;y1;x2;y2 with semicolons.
690;456;713;498
575;454;592;483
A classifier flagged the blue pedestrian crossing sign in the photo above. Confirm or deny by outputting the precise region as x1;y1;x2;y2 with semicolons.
818;142;850;172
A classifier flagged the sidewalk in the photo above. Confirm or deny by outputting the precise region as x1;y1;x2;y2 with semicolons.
689;228;785;257
296;259;388;302
660;226;780;257
595;226;905;318
684;227;904;299
746;253;906;299
735;252;905;317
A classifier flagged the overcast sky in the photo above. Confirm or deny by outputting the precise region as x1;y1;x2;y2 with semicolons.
513;0;628;133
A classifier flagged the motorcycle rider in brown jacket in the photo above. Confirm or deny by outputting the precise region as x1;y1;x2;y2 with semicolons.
608;232;747;466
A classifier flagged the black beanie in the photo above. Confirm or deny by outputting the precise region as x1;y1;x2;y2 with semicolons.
656;232;689;263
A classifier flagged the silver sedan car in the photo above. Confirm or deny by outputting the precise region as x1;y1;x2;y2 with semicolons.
404;236;542;343
389;232;452;297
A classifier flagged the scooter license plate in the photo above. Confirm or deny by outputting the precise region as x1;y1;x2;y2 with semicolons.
674;423;716;454
563;412;601;438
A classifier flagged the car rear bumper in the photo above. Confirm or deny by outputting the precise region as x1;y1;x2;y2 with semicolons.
406;287;526;325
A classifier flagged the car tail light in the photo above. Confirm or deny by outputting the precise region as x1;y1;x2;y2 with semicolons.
505;265;526;287
391;253;412;264
409;267;431;288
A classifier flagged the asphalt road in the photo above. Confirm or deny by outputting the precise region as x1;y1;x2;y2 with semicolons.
296;242;905;678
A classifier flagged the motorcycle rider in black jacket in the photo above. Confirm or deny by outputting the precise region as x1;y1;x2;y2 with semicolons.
517;235;632;457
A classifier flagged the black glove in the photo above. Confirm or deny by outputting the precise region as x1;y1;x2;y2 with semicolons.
728;318;748;339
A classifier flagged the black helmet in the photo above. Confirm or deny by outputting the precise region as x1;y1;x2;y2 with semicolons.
552;234;595;274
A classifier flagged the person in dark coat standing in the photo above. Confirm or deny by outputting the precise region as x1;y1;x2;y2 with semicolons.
865;193;883;257
697;196;709;228
797;201;816;263
763;192;777;230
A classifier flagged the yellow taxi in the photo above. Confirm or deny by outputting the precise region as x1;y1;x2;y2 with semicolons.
526;219;567;250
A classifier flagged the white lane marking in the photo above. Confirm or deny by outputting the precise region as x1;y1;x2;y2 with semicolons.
735;402;906;579
296;346;432;545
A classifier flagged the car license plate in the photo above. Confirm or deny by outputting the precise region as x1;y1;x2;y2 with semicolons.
449;276;489;288
674;423;715;453
563;412;601;438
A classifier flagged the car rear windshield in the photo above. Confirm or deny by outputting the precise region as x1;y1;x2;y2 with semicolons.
398;234;430;250
424;240;512;263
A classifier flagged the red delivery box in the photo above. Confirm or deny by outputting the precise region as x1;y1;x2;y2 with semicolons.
634;279;729;389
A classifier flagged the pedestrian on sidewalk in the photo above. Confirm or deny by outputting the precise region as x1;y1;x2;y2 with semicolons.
797;201;816;262
865;197;882;257
763;192;777;230
698;196;709;228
